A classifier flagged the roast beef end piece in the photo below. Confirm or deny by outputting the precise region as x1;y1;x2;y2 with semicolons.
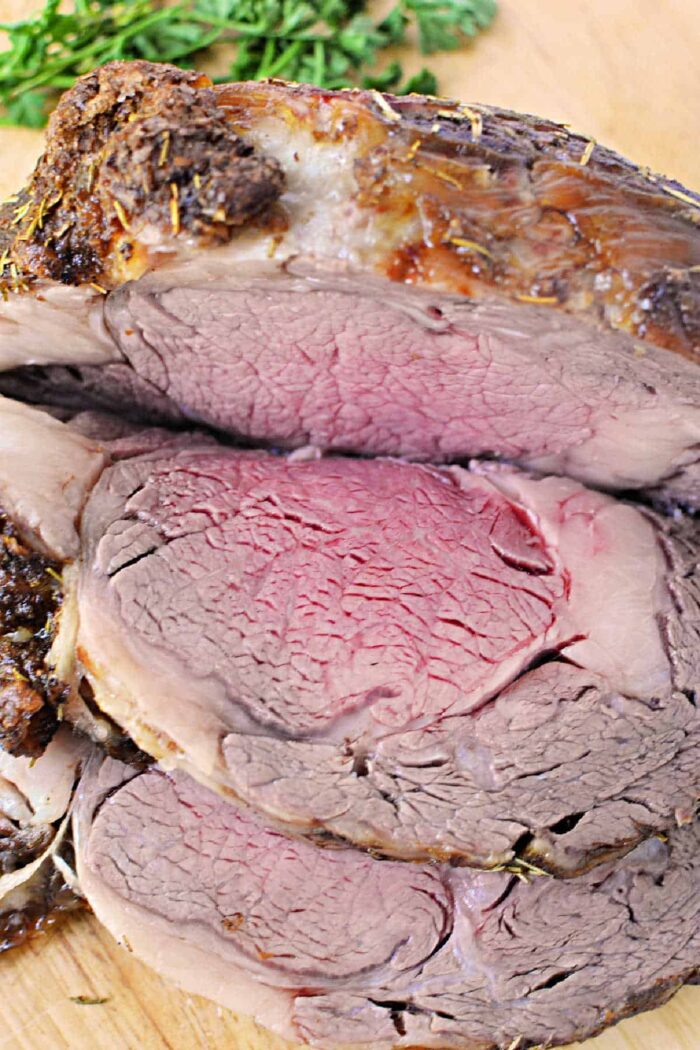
4;66;699;353
217;79;700;360
76;758;700;1050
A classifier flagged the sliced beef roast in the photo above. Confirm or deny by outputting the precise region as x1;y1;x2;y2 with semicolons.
74;755;700;1050
0;63;699;501
0;59;699;1044
0;727;86;950
1;397;695;874
74;442;700;873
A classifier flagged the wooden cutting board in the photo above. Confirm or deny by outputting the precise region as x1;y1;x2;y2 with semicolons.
1;1;699;1047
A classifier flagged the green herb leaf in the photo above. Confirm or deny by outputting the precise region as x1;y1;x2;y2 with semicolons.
0;0;497;127
403;0;498;54
0;88;48;127
361;59;403;92
400;67;438;95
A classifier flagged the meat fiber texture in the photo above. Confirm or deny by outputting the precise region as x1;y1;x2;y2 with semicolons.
0;395;223;756
0;727;86;950
63;426;697;875
0;64;699;504
75;756;700;1050
0;396;697;875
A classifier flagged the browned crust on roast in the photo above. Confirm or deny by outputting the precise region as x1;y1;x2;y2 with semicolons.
0;513;68;756
217;79;700;362
1;63;698;360
0;61;284;290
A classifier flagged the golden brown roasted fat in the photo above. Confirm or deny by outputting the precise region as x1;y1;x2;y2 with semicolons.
218;79;700;362
1;61;699;362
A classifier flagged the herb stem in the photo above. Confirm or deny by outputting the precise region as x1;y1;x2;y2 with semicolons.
312;39;325;86
9;9;183;96
265;39;305;80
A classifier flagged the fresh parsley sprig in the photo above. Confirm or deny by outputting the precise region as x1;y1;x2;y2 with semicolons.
0;0;497;128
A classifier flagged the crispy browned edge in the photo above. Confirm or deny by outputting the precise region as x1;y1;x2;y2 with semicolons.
0;512;68;756
0;61;284;289
1;61;697;360
217;77;700;362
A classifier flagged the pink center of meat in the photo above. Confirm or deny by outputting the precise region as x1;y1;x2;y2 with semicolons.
96;453;564;738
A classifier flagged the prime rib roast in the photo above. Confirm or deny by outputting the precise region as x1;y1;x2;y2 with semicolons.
0;60;699;1048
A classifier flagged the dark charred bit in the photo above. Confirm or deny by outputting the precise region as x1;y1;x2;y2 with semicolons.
100;732;153;770
0;848;85;953
2;60;285;290
0;814;52;874
0;512;68;756
100;101;285;248
637;269;700;354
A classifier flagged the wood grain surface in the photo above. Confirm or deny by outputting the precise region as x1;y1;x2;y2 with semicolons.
0;1;699;1048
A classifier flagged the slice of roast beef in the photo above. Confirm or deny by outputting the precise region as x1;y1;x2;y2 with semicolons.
2;397;698;873
74;756;700;1050
73;441;700;873
0;62;699;502
0;727;87;951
